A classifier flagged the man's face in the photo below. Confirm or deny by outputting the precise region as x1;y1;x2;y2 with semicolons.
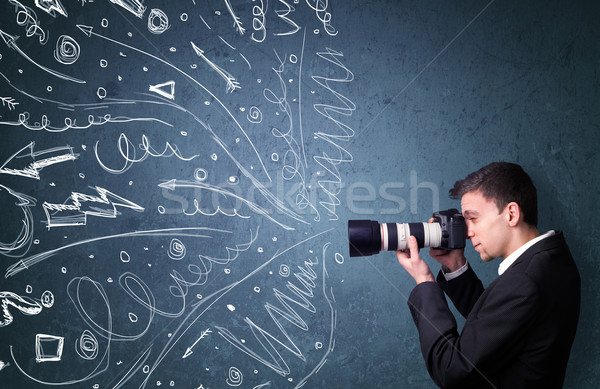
461;190;510;261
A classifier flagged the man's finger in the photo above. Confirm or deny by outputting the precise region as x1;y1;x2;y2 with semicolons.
408;236;420;258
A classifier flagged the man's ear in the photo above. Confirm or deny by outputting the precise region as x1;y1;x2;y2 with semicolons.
506;202;521;227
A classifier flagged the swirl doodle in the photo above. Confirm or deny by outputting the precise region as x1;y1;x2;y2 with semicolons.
54;35;81;65
226;366;243;386
168;238;186;260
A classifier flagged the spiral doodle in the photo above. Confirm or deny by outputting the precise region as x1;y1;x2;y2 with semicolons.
226;366;243;386
75;330;99;360
246;106;263;123
168;238;186;260
279;264;291;277
54;35;81;65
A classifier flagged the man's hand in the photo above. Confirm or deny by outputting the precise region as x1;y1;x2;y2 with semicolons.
396;236;435;284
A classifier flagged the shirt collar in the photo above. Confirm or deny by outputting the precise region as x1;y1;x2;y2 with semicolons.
498;230;555;275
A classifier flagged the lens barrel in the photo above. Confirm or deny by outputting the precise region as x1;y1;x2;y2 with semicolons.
348;220;442;257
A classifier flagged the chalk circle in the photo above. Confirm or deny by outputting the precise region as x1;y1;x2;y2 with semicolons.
120;250;131;263
97;87;107;99
143;365;150;374
315;342;323;350
211;153;218;161
247;106;263;123
228;176;239;185
279;264;290;277
47;86;52;92
180;13;188;21
157;205;166;214
54;35;80;65
253;286;260;293
26;285;33;294
41;290;54;308
100;59;108;68
290;54;298;63
128;313;138;323
271;153;279;162
148;8;170;34
61;267;67;274
194;168;208;181
314;29;320;34
101;18;109;28
335;252;344;264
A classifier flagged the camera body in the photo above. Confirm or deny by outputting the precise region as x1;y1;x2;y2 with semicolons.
431;209;466;250
348;208;466;257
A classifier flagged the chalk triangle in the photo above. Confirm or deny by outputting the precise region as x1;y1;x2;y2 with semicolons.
149;80;175;100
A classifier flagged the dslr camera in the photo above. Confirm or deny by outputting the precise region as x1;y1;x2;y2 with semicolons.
348;209;466;257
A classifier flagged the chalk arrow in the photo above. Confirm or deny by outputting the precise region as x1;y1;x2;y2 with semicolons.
183;328;212;359
76;24;94;38
0;30;19;47
0;28;85;84
42;186;144;229
0;142;78;180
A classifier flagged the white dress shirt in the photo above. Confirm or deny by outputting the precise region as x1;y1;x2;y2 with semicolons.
441;230;556;280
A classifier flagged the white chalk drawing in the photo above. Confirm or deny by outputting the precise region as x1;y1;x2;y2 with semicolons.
35;334;65;363
54;35;81;64
190;40;241;93
108;0;146;19
0;291;53;327
34;0;68;18
8;0;49;45
149;80;175;100
147;8;170;34
0;2;353;387
182;328;212;359
226;366;244;386
0;184;36;258
0;96;19;110
0;28;85;83
224;0;245;35
42;186;144;228
0;142;78;180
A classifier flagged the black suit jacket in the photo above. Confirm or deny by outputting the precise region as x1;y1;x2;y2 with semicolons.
407;232;580;388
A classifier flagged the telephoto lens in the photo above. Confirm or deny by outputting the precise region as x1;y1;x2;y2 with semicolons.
348;209;465;257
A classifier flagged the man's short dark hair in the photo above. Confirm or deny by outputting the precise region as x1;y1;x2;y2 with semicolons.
449;162;538;226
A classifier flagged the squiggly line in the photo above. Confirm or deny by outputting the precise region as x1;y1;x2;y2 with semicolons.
0;111;171;133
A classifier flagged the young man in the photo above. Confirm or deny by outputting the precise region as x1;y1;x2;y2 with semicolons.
396;162;580;388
